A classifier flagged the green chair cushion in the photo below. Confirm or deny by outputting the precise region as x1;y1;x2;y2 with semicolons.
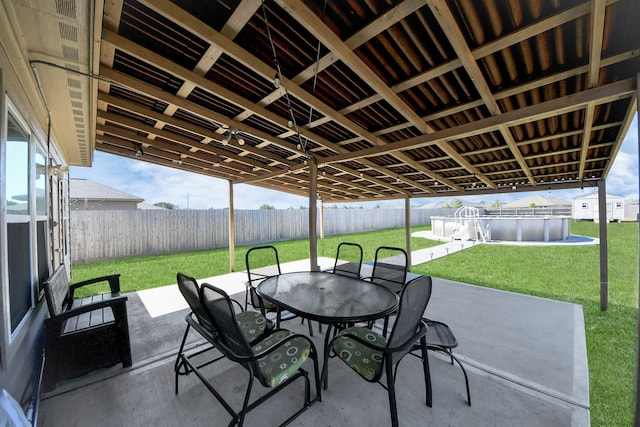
236;311;271;344
332;327;387;382
252;330;311;388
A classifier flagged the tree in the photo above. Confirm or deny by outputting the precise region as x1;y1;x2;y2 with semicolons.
529;202;537;208
444;199;463;209
491;199;504;208
260;204;275;210
154;202;177;209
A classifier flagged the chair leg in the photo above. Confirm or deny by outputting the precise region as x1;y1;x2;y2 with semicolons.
385;358;399;427
428;345;471;406
174;324;191;394
420;338;432;408
448;351;471;406
234;370;255;427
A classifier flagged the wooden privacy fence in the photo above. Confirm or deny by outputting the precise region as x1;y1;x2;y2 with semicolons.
70;208;449;263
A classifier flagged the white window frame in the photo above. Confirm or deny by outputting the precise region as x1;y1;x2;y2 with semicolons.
0;96;47;368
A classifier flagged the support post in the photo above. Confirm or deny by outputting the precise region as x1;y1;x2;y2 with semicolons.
633;72;639;427
228;180;235;273
597;179;608;311
309;157;318;271
320;200;325;239
405;196;411;268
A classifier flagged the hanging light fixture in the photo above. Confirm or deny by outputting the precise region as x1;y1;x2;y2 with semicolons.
133;143;144;157
221;127;245;146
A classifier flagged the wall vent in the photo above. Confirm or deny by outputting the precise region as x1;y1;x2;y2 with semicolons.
55;0;76;19
62;46;79;62
58;22;78;42
67;78;81;89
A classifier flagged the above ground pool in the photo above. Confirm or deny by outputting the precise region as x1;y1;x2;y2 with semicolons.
431;215;571;242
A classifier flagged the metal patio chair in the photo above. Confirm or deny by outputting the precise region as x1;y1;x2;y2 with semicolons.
330;242;363;279
245;245;315;335
368;246;408;294
174;272;274;388
177;282;321;427
363;246;409;335
424;319;471;406
328;275;433;427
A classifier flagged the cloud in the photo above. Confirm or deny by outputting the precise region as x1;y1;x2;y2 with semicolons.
606;115;638;199
71;116;639;208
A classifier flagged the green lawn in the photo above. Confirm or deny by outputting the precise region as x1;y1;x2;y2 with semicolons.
71;221;638;426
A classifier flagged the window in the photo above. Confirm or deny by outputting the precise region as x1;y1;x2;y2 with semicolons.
6;107;33;332
581;202;588;209
3;101;49;334
615;202;622;209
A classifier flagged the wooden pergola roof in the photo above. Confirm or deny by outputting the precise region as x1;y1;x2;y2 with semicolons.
16;0;635;203
87;0;638;204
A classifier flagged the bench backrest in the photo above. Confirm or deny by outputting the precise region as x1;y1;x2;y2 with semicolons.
43;266;70;318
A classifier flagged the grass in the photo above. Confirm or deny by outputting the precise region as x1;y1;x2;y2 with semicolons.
71;221;638;426
70;225;439;294
412;220;638;427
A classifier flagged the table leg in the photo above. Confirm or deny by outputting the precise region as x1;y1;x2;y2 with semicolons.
321;323;335;390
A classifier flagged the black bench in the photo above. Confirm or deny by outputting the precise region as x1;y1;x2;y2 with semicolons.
42;265;132;391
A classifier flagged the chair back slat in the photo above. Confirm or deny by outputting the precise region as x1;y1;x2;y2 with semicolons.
43;265;70;317
332;242;363;278
200;283;252;358
245;245;281;309
371;246;408;292
176;273;216;333
388;275;432;349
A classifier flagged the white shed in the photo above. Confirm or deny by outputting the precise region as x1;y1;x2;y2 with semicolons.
572;192;625;222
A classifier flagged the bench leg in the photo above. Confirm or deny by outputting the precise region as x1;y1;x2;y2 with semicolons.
113;302;132;367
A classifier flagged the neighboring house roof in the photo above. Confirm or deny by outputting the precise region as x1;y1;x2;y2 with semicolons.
502;195;571;209
69;178;144;203
137;202;167;210
572;191;624;201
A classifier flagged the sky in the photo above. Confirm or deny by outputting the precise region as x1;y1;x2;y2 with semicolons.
70;116;639;210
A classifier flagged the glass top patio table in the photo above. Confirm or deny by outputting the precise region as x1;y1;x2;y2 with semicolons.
256;271;399;324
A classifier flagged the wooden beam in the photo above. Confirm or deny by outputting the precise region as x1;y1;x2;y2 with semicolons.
588;0;607;87
138;2;402;156
323;79;635;163
277;0;429;134
578;102;595;181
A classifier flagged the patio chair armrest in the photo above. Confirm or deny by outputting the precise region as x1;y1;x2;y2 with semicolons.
49;295;128;323
230;298;244;313
385;320;429;353
70;274;121;295
185;313;219;341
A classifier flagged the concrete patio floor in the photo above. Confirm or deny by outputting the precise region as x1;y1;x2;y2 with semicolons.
38;254;590;426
